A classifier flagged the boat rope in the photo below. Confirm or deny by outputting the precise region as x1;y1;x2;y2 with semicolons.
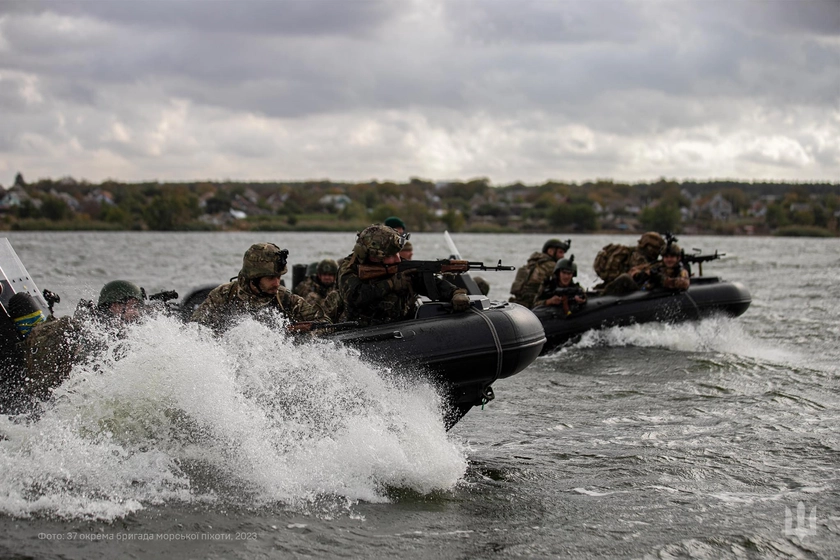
472;307;503;381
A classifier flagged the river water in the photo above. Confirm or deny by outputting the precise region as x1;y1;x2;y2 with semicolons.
1;232;838;559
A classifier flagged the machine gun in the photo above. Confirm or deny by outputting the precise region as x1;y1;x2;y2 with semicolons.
681;250;725;277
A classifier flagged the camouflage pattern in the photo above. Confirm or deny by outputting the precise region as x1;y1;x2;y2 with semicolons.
22;316;84;399
337;252;464;327
352;224;406;261
661;242;682;257
594;233;665;284
645;261;690;291
239;242;288;280
190;277;325;333
472;275;490;296
534;278;586;311
294;276;337;309
509;251;556;309
316;259;339;276
320;289;345;323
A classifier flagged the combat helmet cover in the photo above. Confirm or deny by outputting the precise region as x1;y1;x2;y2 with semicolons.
240;242;289;281
638;232;665;250
353;224;407;261
316;258;339;276
661;242;682;257
543;238;571;254
98;280;144;308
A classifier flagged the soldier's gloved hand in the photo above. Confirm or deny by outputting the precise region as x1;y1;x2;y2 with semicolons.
450;291;470;313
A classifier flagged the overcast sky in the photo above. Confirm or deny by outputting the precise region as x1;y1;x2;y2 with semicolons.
1;0;838;187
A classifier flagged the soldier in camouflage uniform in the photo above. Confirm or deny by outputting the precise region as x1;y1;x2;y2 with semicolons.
643;243;690;292
20;280;146;402
294;258;338;309
599;232;666;296
534;256;587;314
337;224;470;327
191;243;326;333
509;238;570;309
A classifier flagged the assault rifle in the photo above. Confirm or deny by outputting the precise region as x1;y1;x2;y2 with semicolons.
358;259;514;281
552;286;585;299
358;259;514;302
148;290;179;302
681;249;725;277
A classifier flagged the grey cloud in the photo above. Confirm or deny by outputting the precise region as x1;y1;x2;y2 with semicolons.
9;0;400;36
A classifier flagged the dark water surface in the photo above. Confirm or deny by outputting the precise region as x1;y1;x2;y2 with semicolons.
1;232;838;559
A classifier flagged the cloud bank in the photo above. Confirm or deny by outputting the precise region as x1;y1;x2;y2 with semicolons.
1;0;838;185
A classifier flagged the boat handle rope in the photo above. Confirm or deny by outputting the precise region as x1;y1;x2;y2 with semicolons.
472;307;503;381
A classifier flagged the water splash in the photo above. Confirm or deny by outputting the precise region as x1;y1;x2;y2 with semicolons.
569;317;797;363
0;314;467;520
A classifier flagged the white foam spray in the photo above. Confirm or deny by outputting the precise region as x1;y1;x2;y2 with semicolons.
0;313;467;520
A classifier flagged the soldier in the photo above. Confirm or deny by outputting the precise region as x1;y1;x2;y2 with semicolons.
472;275;490;296
383;216;407;235
20;280;146;402
597;232;666;296
644;243;690;292
399;241;414;261
190;243;326;333
294;258;339;308
534;257;587;315
337;224;470;327
509;238;571;308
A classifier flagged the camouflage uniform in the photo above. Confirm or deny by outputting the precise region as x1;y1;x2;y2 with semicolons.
338;225;467;327
509;252;557;309
534;257;587;313
190;243;326;332
510;239;571;309
294;259;338;310
599;232;666;296
644;243;690;292
17;280;146;402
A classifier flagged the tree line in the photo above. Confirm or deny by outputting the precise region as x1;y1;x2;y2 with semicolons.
2;173;838;236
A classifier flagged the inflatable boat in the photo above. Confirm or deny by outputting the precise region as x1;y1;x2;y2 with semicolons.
181;283;546;428
532;276;751;354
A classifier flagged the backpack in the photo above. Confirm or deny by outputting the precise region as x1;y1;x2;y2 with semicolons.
593;243;634;283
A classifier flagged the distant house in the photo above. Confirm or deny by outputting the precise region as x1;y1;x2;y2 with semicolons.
702;193;733;221
789;203;811;213
0;185;38;213
49;189;81;212
86;188;115;206
319;194;351;211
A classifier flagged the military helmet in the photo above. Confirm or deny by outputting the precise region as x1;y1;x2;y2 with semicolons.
353;224;407;261
240;242;289;281
638;232;665;250
543;238;571;254
384;216;406;231
98;280;144;307
553;255;578;276
316;259;339;276
661;243;682;257
472;275;490;296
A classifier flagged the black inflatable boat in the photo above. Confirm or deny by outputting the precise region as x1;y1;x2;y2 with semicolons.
532;275;751;354
182;284;546;428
